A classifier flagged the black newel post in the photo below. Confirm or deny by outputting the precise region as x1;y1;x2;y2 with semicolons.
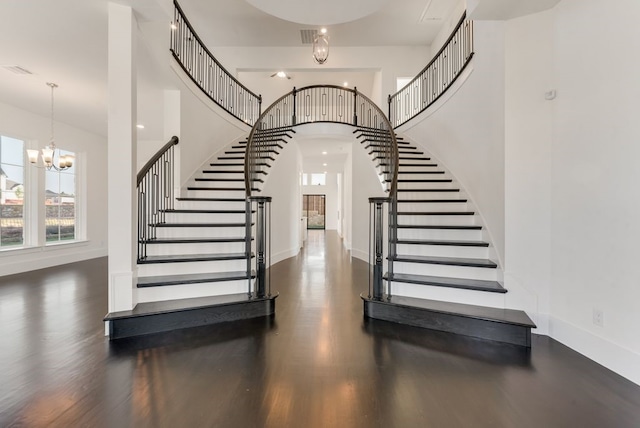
369;197;390;301
387;94;392;123
258;94;263;118
292;87;297;126
251;196;272;298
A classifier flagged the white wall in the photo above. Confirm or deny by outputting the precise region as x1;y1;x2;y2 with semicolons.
261;139;302;265
0;102;107;276
349;140;387;262
505;0;640;385
399;20;506;264
302;172;339;230
213;46;430;109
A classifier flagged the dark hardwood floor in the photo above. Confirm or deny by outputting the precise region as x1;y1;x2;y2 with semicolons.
1;230;639;427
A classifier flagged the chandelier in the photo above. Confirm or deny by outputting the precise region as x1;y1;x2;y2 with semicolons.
27;82;74;171
313;28;329;65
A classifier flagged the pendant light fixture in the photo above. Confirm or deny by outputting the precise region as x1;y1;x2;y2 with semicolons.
27;82;74;171
313;28;329;65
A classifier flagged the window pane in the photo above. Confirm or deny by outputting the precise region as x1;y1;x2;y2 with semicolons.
1;136;25;248
45;149;75;244
0;136;24;165
45;170;60;195
60;173;75;197
311;173;326;186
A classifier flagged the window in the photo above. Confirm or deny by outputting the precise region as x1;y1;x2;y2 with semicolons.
0;136;25;247
310;173;326;186
45;150;76;243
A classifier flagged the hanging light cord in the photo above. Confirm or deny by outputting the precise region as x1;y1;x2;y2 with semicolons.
47;82;58;149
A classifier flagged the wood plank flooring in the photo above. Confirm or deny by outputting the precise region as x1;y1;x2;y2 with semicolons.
1;230;639;427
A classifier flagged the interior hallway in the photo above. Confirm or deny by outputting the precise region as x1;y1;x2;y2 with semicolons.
0;230;639;427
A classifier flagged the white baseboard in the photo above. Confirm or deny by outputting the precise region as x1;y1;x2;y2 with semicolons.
271;247;300;266
549;315;640;386
0;244;107;277
350;248;368;263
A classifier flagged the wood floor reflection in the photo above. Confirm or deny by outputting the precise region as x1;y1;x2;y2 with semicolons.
1;230;639;427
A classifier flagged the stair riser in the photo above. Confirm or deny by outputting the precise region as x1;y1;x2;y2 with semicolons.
396;228;482;241
145;242;247;257
136;279;251;304
397;191;460;199
175;200;246;210
163;212;246;223
397;215;476;226
137;259;248;277
395;244;488;259
396;202;469;212
397;182;454;190
207;163;246;170
397;165;439;172
154;227;250;239
186;189;246;198
392;262;498;281
388;282;506;309
199;172;246;180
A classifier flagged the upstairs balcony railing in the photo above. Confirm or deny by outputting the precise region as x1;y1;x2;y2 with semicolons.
389;13;474;128
244;85;399;198
171;0;261;126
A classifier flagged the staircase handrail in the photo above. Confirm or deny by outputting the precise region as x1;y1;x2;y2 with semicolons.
137;136;179;261
171;0;262;126
244;85;399;197
388;12;474;128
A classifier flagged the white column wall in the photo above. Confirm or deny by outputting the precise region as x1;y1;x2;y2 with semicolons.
107;2;137;312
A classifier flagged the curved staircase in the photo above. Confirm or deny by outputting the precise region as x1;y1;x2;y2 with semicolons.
362;133;536;347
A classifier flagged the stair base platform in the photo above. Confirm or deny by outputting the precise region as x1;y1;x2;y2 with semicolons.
105;292;278;339
361;294;535;347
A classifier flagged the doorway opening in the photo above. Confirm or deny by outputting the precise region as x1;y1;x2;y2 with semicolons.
302;194;326;230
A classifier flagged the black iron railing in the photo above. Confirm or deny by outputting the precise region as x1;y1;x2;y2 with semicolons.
245;85;399;197
171;1;261;125
389;13;474;128
137;136;179;261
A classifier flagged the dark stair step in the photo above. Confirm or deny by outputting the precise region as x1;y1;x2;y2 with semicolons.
209;162;272;168
138;252;252;264
232;143;282;149
160;209;249;214
397;199;467;203
194;178;263;183
226;149;278;155
393;239;488;247
104;292;277;339
391;171;445;175
177;197;245;202
390;254;497;268
187;186;259;192
397;211;474;216
395;224;481;230
396;179;452;183
150;222;249;228
397;188;459;192
218;156;275;161
361;294;534;347
202;170;267;175
141;237;251;244
137;270;255;287
366;143;418;150
383;163;438;167
376;156;432;161
384;272;504;293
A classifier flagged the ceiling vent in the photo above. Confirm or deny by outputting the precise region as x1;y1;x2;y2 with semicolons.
300;29;318;45
2;65;33;75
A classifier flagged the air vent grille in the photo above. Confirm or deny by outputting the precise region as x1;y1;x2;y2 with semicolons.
300;29;318;45
2;65;33;75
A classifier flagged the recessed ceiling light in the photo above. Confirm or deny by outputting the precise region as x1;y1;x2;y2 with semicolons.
323;163;327;166
136;124;145;129
276;71;287;78
320;28;327;34
343;82;348;87
170;22;177;30
322;151;327;155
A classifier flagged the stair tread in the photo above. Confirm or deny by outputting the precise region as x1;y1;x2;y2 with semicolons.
395;179;452;183
104;292;267;320
151;222;248;227
137;270;255;287
187;187;257;191
393;239;489;247
378;295;535;327
142;237;250;244
385;272;505;293
397;211;474;215
397;189;459;192
177;197;245;202
390;254;497;268
395;224;481;230
397;199;467;203
162;209;247;214
138;252;251;264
